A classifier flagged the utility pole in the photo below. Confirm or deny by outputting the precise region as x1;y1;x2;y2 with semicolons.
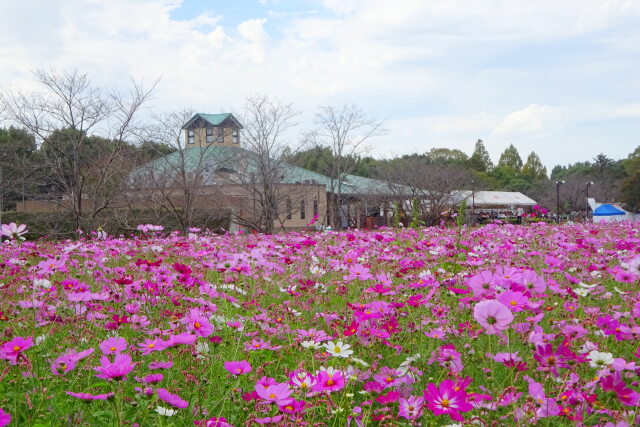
555;180;565;223
585;181;594;222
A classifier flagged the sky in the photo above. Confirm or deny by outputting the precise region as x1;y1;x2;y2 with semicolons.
1;0;639;169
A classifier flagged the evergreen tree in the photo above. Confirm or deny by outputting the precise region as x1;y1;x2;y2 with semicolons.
469;139;493;172
497;144;523;172
522;151;547;180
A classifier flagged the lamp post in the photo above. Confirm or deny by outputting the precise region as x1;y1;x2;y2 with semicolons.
585;181;594;221
555;180;565;223
471;179;475;224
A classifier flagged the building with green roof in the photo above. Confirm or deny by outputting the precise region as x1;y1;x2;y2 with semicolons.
130;113;397;232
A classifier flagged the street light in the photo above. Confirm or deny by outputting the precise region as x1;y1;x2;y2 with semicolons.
585;181;594;221
555;180;565;223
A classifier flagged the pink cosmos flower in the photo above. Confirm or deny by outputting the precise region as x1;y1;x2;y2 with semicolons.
51;348;95;375
0;408;10;427
466;270;496;297
255;382;292;405
254;415;284;425
0;336;34;365
99;337;127;355
165;333;197;347
137;338;166;355
193;416;234;427
398;395;424;420
182;309;214;337
497;290;528;312
135;373;164;384
1;222;27;240
157;388;189;409
423;379;473;421
344;264;374;282
600;374;640;407
148;361;173;370
94;353;135;380
313;370;345;393
224;360;252;376
66;391;115;401
473;300;514;334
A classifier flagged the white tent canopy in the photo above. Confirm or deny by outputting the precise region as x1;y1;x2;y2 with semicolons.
453;191;537;207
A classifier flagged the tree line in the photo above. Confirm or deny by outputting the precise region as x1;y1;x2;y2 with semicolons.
1;69;638;237
289;140;640;215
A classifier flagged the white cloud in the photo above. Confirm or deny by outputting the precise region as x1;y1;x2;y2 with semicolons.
0;0;639;167
493;105;565;137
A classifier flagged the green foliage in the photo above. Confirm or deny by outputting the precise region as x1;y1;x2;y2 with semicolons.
425;147;470;166
391;201;401;227
469;139;493;172
522;151;547;180
497;144;523;172
409;198;424;228
620;170;640;212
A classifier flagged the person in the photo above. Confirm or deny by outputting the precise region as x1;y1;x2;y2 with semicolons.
516;207;524;224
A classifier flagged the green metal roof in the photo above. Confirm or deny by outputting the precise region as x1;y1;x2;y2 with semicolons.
196;113;231;126
181;113;243;129
133;145;392;196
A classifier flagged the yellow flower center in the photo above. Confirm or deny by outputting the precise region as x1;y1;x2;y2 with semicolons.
110;346;116;351
148;343;155;348
12;345;20;352
194;322;201;329
269;393;276;399
441;398;450;407
334;346;341;353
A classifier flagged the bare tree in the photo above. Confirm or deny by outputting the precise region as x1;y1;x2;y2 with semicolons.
234;94;302;234
0;69;155;231
376;157;473;226
126;109;229;233
311;104;384;229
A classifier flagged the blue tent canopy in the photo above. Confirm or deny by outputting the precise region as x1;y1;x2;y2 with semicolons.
593;204;625;216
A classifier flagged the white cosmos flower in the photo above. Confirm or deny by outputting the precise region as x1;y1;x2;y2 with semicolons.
588;350;614;368
33;278;52;289
300;340;321;349
578;282;598;288
195;342;210;355
155;406;177;416
574;288;590;297
324;340;353;358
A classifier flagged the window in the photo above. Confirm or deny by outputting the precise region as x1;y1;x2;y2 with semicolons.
286;199;292;220
187;130;195;144
206;128;214;143
217;127;224;143
300;200;306;220
232;129;239;144
313;200;318;216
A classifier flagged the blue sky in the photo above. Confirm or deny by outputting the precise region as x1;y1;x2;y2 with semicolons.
0;0;639;168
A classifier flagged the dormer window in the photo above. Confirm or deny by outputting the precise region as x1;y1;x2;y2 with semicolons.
187;130;195;144
217;127;224;143
232;129;239;144
206;128;214;143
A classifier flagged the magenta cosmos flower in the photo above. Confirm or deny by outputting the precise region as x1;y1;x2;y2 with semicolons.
157;388;189;408
99;337;127;355
473;300;514;334
255;382;292;405
1;336;34;365
94;353;135;380
182;309;214;337
224;360;252;376
423;379;473;421
66;391;115;401
0;408;10;427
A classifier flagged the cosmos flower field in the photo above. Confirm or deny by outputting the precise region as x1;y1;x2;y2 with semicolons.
0;222;639;426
